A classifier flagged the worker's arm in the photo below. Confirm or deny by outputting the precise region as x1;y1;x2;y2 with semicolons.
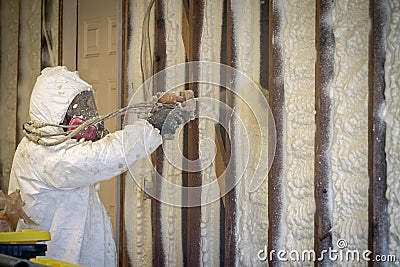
42;120;161;189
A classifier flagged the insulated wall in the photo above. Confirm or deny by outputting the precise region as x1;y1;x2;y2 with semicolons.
331;0;369;255
231;1;270;266
281;0;316;261
123;0;224;265
123;1;155;265
121;0;400;266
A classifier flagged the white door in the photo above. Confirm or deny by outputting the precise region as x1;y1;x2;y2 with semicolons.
77;0;119;237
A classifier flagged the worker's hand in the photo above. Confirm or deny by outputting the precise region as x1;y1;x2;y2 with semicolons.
147;101;195;139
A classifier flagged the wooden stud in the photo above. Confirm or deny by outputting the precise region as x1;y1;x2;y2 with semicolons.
368;0;389;263
181;0;190;60
314;1;334;266
186;1;204;266
58;0;63;64
267;0;284;266
223;0;237;265
152;0;167;265
214;124;228;208
118;0;130;265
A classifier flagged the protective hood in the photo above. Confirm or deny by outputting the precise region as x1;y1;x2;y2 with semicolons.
29;66;92;126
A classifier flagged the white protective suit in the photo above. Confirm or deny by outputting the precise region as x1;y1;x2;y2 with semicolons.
8;66;162;266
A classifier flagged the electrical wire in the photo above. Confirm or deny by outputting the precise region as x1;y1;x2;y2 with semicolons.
42;2;56;66
140;0;156;100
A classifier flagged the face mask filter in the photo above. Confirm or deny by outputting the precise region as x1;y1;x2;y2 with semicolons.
68;117;98;141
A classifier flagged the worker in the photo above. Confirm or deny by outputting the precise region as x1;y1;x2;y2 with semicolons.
8;66;190;266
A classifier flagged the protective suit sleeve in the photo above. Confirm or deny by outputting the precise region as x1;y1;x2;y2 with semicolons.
42;120;162;189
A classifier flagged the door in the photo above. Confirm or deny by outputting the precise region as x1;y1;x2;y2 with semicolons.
77;0;119;237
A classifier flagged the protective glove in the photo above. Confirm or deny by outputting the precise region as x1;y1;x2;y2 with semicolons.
147;101;195;140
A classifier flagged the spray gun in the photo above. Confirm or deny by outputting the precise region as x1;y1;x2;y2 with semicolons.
146;90;196;140
157;90;194;104
143;89;195;117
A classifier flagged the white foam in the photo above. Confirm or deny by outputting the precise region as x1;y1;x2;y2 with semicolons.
198;0;223;265
231;1;269;265
124;0;155;264
160;0;185;265
281;0;316;262
331;0;369;258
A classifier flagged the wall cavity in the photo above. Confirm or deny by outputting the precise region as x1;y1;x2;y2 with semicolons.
231;1;269;266
331;0;369;257
384;0;400;257
160;0;185;265
125;1;155;265
198;1;223;266
42;0;60;67
281;0;316;262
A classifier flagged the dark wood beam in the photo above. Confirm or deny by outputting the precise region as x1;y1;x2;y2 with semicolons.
267;0;284;266
186;1;204;266
214;124;228;208
152;0;167;266
181;0;190;59
314;1;335;266
58;0;63;64
223;0;237;266
368;0;389;265
119;0;130;265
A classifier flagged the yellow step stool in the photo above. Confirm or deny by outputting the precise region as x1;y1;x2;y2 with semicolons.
0;230;82;266
30;258;83;267
0;229;50;244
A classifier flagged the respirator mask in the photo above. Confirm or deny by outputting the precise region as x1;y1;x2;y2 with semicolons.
62;91;107;141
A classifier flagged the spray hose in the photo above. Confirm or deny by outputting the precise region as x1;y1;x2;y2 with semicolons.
23;91;194;146
22;103;154;146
